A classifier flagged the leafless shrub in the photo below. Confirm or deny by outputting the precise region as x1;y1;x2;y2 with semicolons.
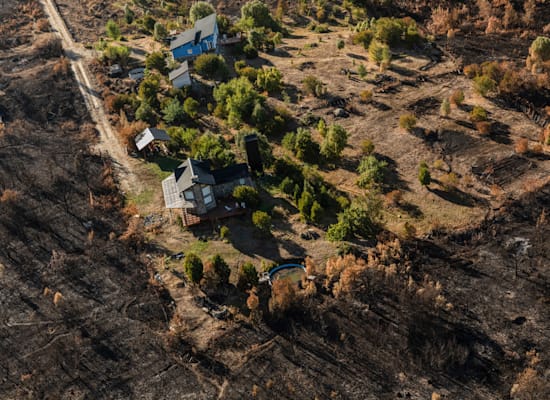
118;120;147;149
35;18;49;32
428;7;458;35
515;138;529;154
53;291;63;306
52;57;70;77
485;16;501;34
34;34;63;59
475;121;492;135
0;189;21;203
385;189;403;206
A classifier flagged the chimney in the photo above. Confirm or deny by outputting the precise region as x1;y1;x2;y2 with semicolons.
194;30;201;45
244;134;263;173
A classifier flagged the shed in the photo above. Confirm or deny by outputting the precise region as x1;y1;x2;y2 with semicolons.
168;61;192;89
135;128;171;151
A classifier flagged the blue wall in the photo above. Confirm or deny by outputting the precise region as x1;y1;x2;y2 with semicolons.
171;28;218;60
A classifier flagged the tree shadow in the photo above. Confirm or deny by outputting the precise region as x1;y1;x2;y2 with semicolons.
346;52;367;61
389;64;416;77
428;186;487;208
399;201;423;218
377;154;410;193
488;121;511;145
369;100;392;111
455;120;475;130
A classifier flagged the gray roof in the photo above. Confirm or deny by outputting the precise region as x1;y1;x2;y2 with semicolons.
170;13;217;51
168;61;189;81
174;159;216;192
135;128;171;151
162;174;187;209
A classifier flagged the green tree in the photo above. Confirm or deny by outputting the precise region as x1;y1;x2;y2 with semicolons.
327;194;382;242
310;201;323;223
255;67;283;94
302;75;325;97
162;98;185;124
241;0;280;30
252;210;271;235
153;22;167;41
418;162;431;187
103;44;130;66
237;262;259;291
470;105;488;122
213;77;264;126
210;254;230;285
337;39;345;50
124;4;135;25
183;97;199;118
292;128;320;163
358;64;368;78
138;74;160;106
145;51;167;74
529;36;550;62
189;1;215;23
141;15;156;32
184;253;204;284
233;186;260;208
440;98;451;117
357;155;388;188
279;177;295;195
194;54;229;81
106;19;121;40
298;190;314;221
191;133;235;168
321;124;348;161
368;40;391;65
167;127;198;151
135;101;155;122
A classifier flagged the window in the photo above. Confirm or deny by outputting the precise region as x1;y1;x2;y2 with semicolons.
184;190;194;200
187;48;193;55
239;178;245;185
204;195;213;205
201;186;212;196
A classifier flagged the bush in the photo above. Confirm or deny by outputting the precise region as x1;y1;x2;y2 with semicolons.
368;40;391;66
219;226;230;240
135;101;155;123
243;44;259;59
138;74;161;105
359;89;373;103
529;36;550;62
153;22;167;41
237;66;258;83
145;51;167;74
194;54;229;81
284;128;320;163
337;39;345;50
161;98;185;124
189;1;215;23
475;121;492;135
358;64;368;78
279;177;295;196
399;113;417;131
241;0;280;31
357;155;388;188
450;90;464;106
124;4;135;24
167;127;198;151
252;210;271;234
106;19;121;40
210;254;230;284
353;30;374;48
361;139;375;155
237;262;259;291
418;162;431;186
233;186;260;208
102;44;131;66
183;97;199;118
141;15;156;32
473;75;496;97
310;201;323;223
184;253;203;284
213;77;264;126
298;190;314;221
470;106;488;122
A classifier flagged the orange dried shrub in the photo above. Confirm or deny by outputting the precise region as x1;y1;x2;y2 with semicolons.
118;120;147;149
269;279;297;314
52;57;70;77
428;7;457;35
385;189;403;206
475;121;492;135
0;189;21;203
515;138;529;154
246;288;260;311
35;18;49;32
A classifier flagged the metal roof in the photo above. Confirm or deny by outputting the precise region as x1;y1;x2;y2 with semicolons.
170;13;217;51
168;61;189;81
134;128;171;151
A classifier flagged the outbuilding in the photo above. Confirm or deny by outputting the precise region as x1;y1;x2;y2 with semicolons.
168;61;191;89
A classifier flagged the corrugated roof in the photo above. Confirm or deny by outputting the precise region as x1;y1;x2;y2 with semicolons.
162;174;186;209
168;61;189;81
170;13;216;51
134;128;171;151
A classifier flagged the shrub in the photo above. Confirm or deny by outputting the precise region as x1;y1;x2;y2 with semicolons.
219;226;230;240
35;34;62;58
352;30;374;48
298;190;314;221
385;189;403;206
141;15;156;32
124;4;135;24
237;262;259;291
106;19;121;40
440;98;451;117
243;44;259;59
359;89;373;103
321;124;348;161
167;127;199;151
233;186;260;208
103;44;131;66
337;39;345;50
418;162;431;186
310;201;323;223
279;177;295;196
256;67;283;94
189;1;215;24
475;121;492;135
138;74;161;105
361;139;375;155
135;101;155;123
145;51;167;74
463;64;481;78
399;113;417;131
470;106;488;122
473;75;496;97
358;64;368;78
184;253;203;284
529;36;550;62
290;128;320;163
252;211;271;234
302;75;325;98
450;90;464;106
211;254;230;284
162;98;185;124
183;97;199;118
213;77;264;126
368;40;391;66
357;155;388;188
194;54;229;81
237;66;258;83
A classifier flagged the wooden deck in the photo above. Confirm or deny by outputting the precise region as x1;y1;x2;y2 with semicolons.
181;201;248;227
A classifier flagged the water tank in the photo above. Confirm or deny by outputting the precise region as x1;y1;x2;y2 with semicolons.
244;134;263;173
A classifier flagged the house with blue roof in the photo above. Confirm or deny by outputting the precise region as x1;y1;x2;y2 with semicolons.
170;13;219;60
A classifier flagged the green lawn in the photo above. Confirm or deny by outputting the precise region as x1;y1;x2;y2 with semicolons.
146;155;182;181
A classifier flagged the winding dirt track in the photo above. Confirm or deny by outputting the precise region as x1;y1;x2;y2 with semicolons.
39;0;139;193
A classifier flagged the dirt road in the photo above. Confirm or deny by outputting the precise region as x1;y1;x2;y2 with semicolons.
39;0;139;193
